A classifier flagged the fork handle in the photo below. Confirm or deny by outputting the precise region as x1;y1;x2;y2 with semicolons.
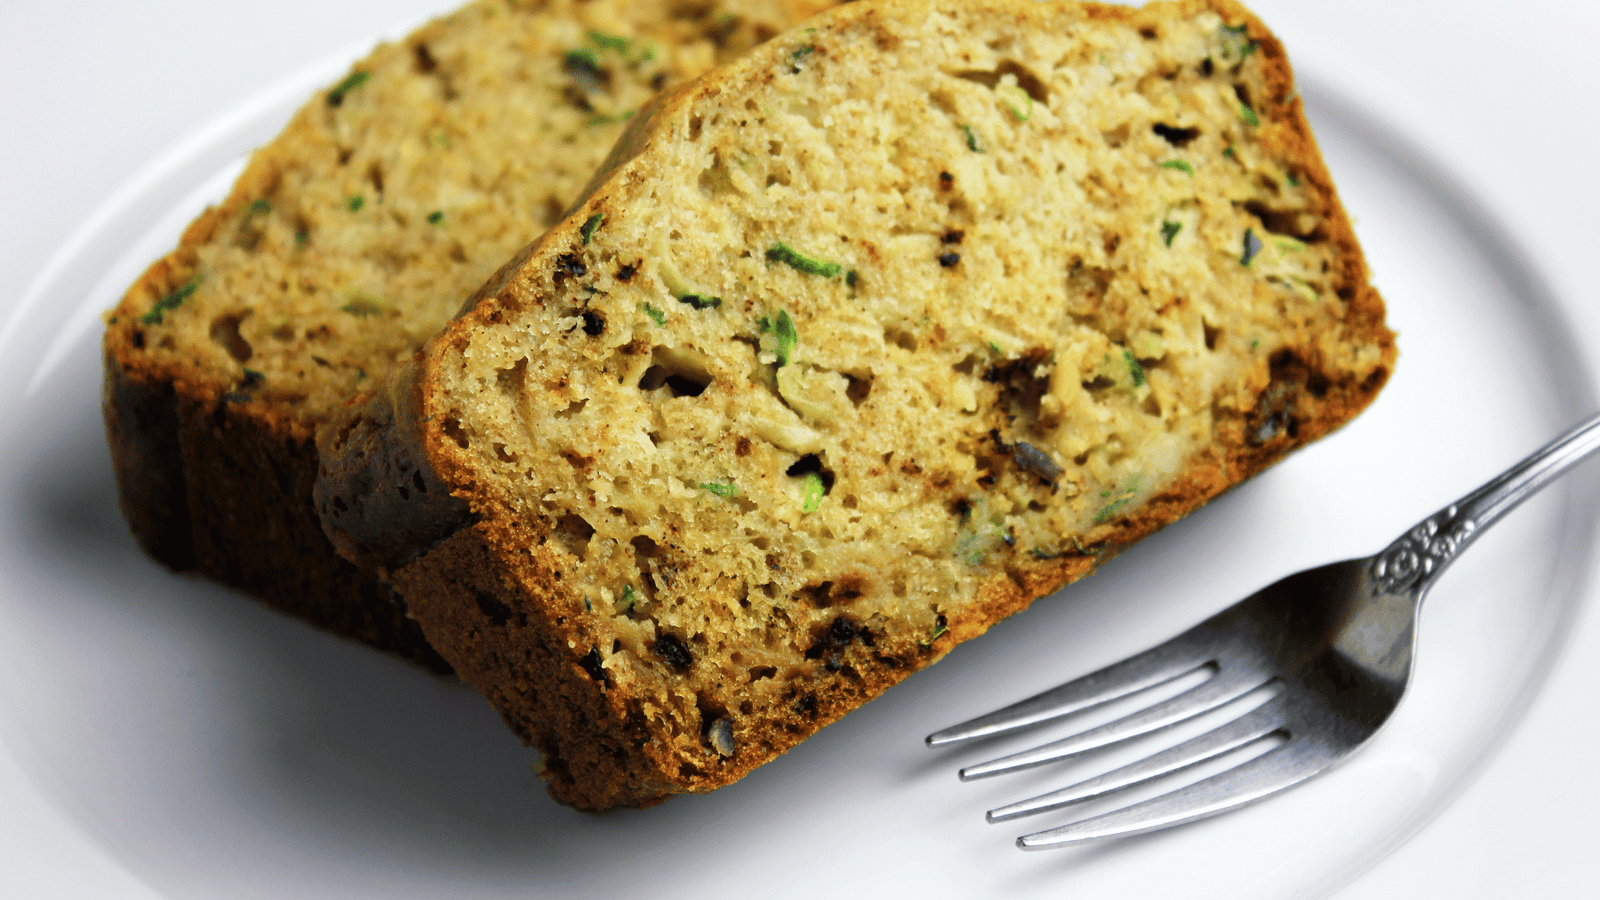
1372;410;1600;596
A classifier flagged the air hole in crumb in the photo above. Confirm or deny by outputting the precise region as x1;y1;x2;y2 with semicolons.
272;324;294;341
556;398;587;418
441;417;470;449
952;60;1050;106
845;373;872;405
367;163;385;196
1203;320;1221;350
748;666;777;683
494;442;517;463
1244;200;1320;241
884;325;918;352
554;513;595;556
1233;82;1253;111
1140;26;1159;40
638;346;713;397
496;357;527;395
786;454;835;493
689;114;704;140
208;312;254;363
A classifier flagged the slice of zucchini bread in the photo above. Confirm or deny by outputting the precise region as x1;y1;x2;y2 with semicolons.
316;0;1395;807
101;0;833;671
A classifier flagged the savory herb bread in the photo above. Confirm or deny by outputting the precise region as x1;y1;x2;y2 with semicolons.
315;0;1395;807
101;0;832;671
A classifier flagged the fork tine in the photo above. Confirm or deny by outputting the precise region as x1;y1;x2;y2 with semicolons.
926;635;1211;747
1014;736;1330;849
959;666;1268;780
986;702;1286;822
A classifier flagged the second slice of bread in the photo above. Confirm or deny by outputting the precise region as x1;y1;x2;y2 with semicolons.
317;0;1395;808
101;0;832;670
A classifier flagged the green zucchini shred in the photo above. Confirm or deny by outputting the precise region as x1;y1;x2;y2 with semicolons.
765;241;843;278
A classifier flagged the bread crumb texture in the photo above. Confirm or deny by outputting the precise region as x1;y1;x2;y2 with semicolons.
99;0;828;665
318;0;1394;809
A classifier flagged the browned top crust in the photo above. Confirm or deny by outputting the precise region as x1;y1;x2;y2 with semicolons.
317;0;1395;809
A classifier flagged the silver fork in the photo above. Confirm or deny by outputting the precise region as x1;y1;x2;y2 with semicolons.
927;411;1600;849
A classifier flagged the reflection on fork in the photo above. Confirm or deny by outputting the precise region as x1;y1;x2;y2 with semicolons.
928;411;1600;849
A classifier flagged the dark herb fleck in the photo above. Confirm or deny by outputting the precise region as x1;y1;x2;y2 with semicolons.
581;311;606;336
1161;220;1182;247
564;48;601;76
426;210;444;224
788;45;815;73
580;213;604;244
937;252;960;268
961;124;983;152
248;199;272;215
845;269;859;288
327;71;369;106
940;230;965;245
699;479;738;497
346;195;365;211
139;278;199;325
240;368;266;389
766;241;843;278
1237;101;1260;127
616;262;638;282
1123;348;1146;387
1241;228;1264;266
1159;159;1195;175
678;294;722;309
640;302;666;326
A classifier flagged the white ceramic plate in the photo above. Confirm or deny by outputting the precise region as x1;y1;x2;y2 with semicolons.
2;23;1598;900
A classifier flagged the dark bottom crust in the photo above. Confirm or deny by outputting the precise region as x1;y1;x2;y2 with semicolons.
103;357;452;675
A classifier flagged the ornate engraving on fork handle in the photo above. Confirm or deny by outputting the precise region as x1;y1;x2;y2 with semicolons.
1372;504;1479;594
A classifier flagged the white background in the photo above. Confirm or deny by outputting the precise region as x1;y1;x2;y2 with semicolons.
3;1;1598;896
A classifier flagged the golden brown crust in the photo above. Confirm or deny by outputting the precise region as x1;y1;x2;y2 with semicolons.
319;0;1395;808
